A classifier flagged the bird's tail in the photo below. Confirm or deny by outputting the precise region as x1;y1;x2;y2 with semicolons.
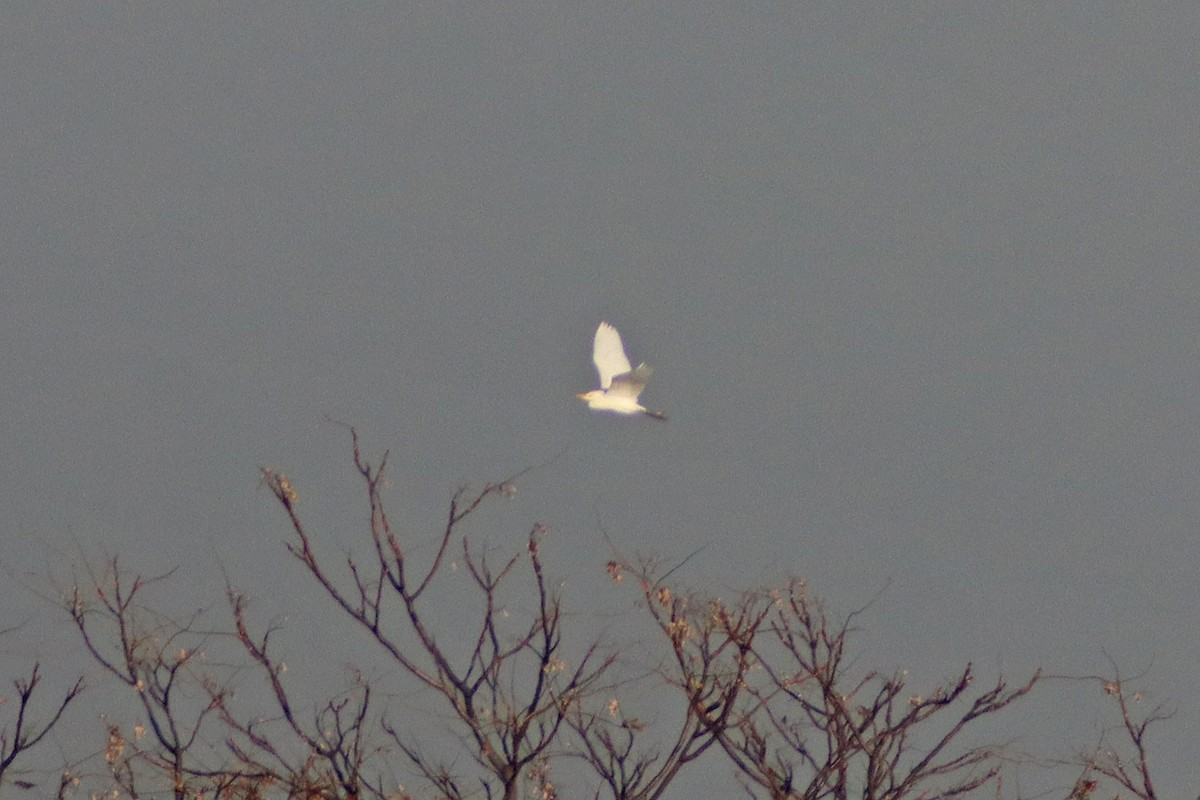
642;409;668;422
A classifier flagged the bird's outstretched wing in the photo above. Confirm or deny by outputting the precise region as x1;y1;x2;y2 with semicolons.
593;321;633;388
607;363;652;400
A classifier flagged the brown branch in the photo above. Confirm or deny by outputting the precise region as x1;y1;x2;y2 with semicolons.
0;664;84;789
263;428;614;800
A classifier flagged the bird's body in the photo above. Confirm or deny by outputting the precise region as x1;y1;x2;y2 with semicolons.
577;322;666;421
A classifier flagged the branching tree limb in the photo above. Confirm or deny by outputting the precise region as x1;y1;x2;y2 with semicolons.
0;662;83;791
64;557;229;799
1046;662;1169;800
260;428;615;800
627;570;1039;800
216;589;390;799
18;428;1172;799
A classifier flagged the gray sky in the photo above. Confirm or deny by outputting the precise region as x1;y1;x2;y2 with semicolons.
3;4;1199;796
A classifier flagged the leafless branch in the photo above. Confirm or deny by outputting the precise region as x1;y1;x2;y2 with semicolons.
62;556;227;799
17;427;1173;799
0;663;84;790
261;428;614;800
1041;661;1169;800
630;572;1039;800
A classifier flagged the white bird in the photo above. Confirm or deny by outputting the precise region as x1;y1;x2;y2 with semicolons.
577;322;666;421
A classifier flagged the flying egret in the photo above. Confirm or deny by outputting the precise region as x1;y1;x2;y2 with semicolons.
577;321;666;421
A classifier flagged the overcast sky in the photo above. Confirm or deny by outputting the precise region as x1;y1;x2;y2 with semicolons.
3;4;1199;796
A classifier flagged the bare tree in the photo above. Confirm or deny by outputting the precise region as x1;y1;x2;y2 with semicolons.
57;549;403;799
558;556;767;800
217;591;388;799
1051;663;1170;800
65;557;231;799
17;429;1179;799
627;568;1039;800
0;658;83;792
259;428;616;800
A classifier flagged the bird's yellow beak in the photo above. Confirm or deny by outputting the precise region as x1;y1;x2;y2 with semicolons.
575;392;588;400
